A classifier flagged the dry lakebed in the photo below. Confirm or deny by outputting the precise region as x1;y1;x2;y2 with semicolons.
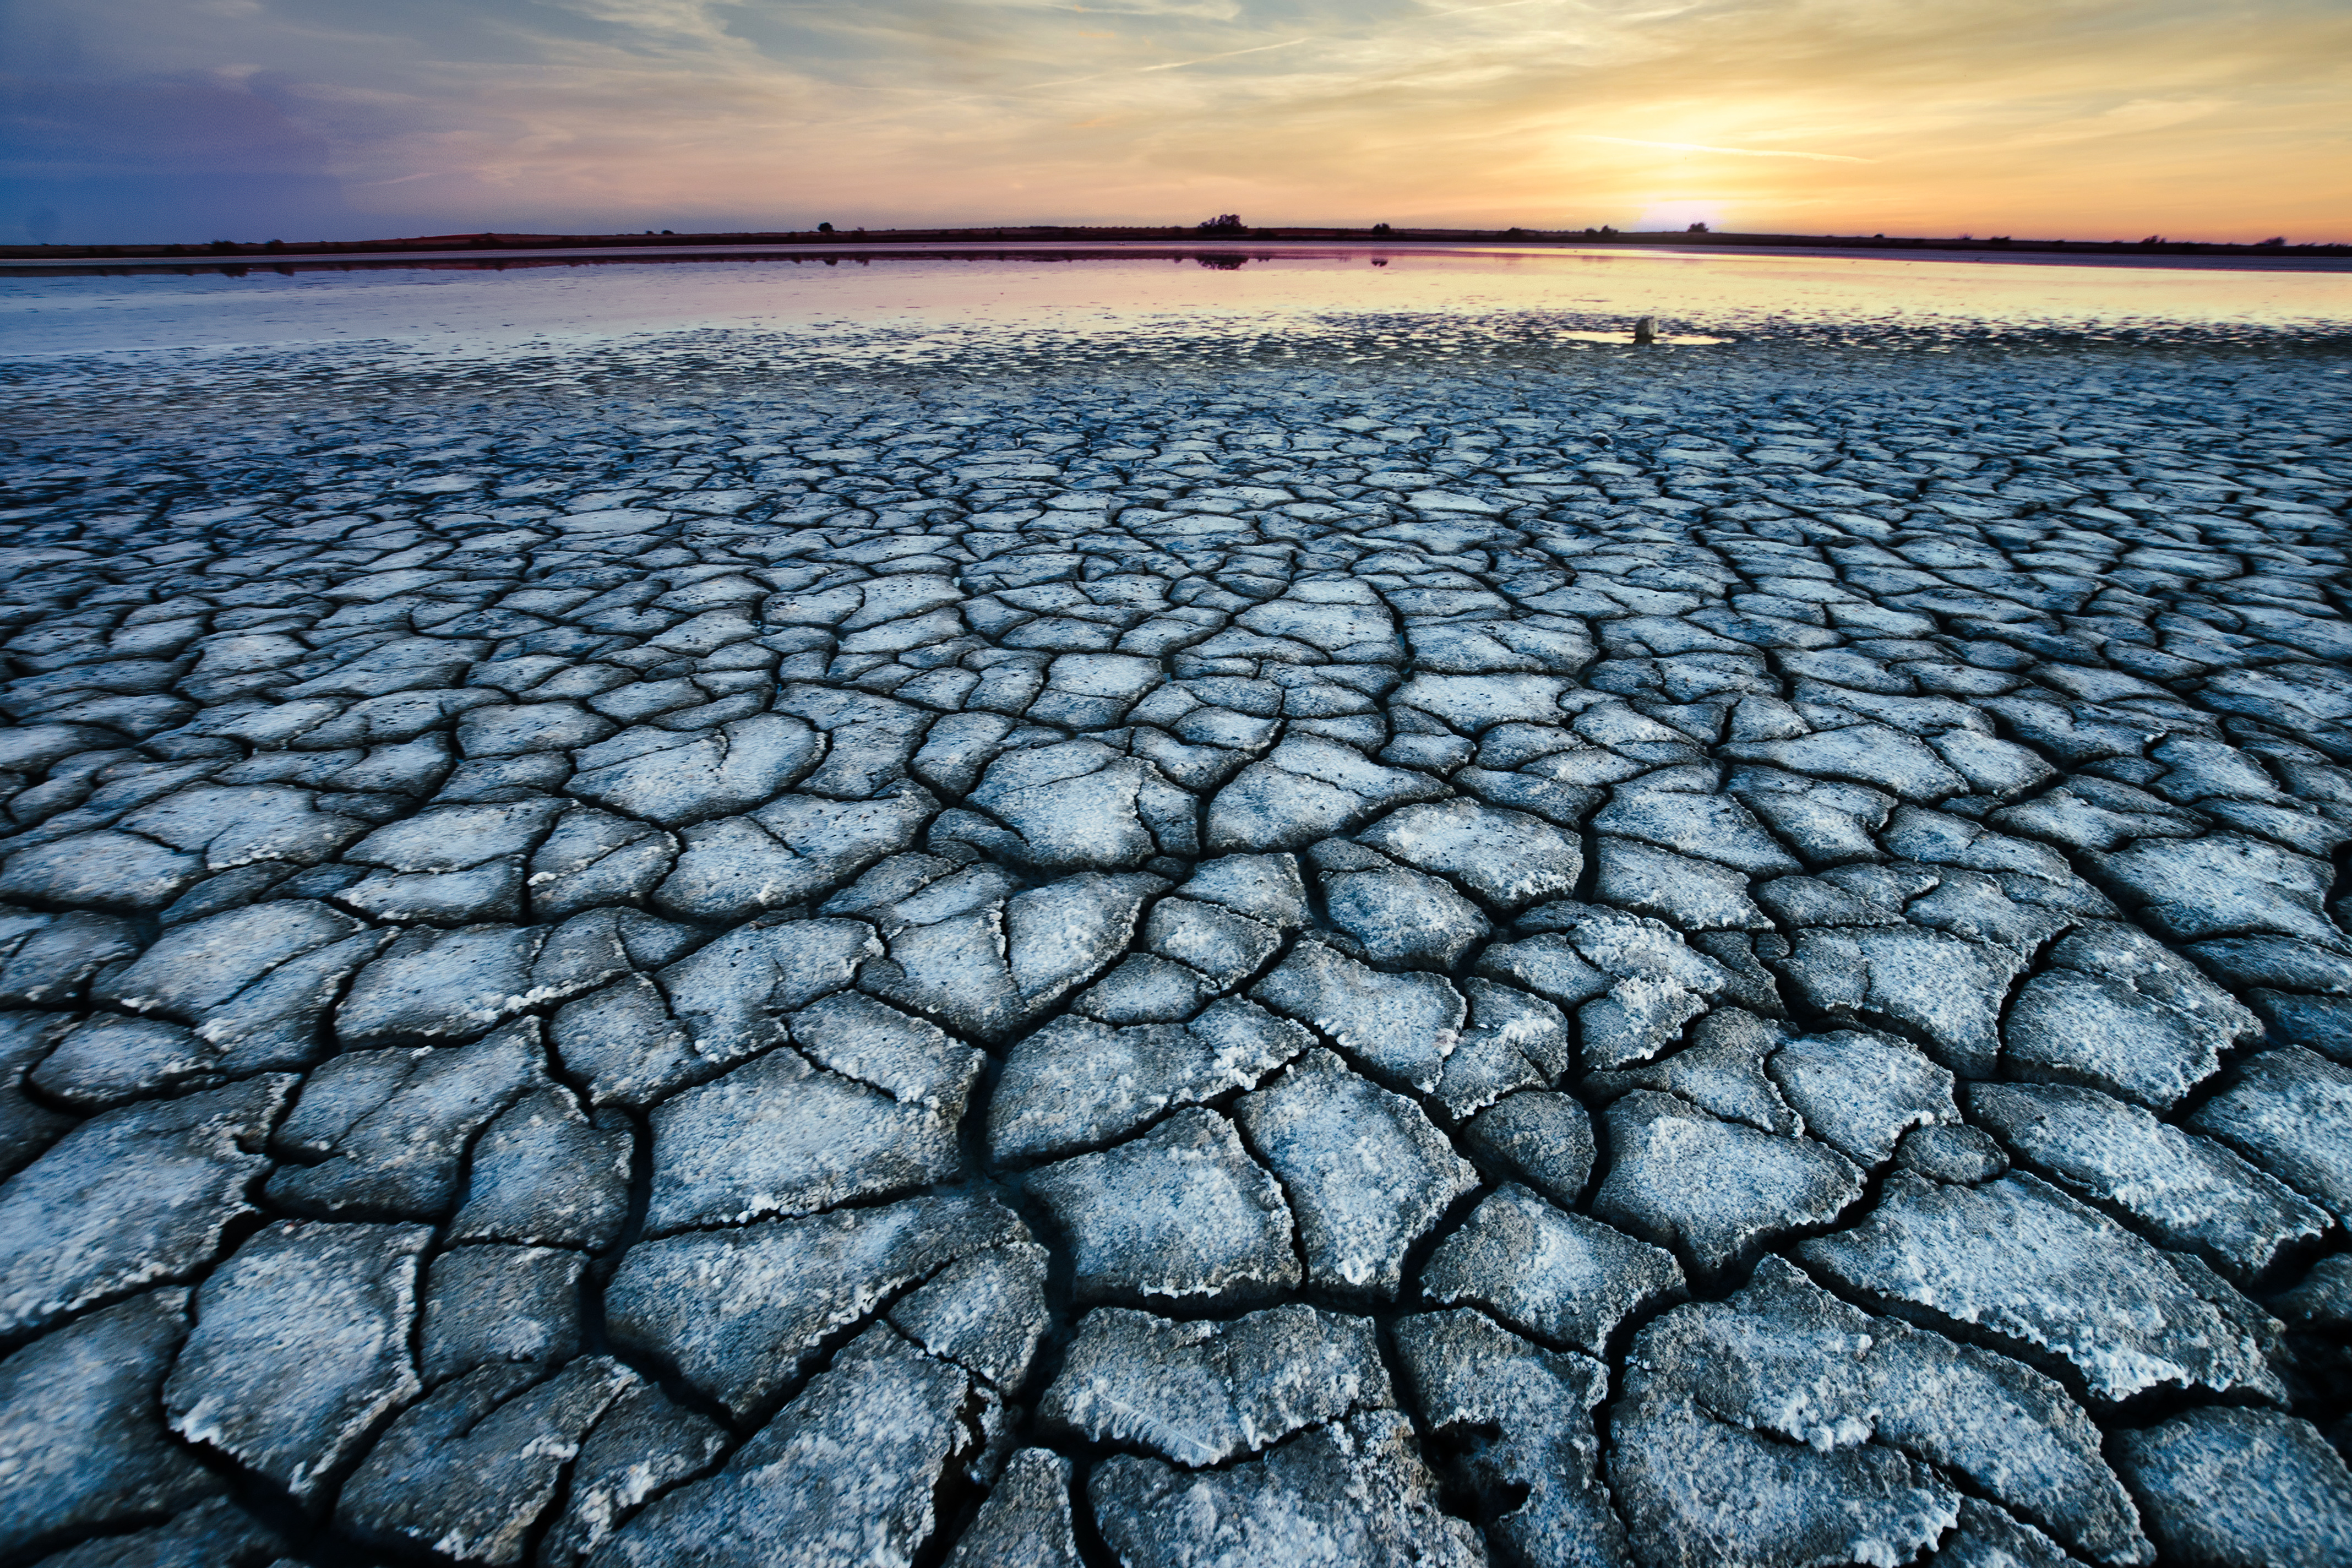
2;245;2351;1566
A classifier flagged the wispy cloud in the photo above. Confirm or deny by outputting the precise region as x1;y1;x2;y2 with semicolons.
8;0;2346;242
1028;32;1310;88
1138;35;1310;71
2006;96;2229;149
1574;134;1872;162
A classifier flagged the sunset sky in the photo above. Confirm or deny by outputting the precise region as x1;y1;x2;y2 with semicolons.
4;0;2348;245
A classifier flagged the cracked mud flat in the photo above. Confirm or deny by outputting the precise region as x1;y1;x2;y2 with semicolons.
4;311;2352;1568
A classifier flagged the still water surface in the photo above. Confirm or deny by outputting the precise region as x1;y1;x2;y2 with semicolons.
5;243;2348;363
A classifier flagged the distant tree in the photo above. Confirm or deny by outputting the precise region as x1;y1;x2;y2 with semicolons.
818;222;834;232
1197;214;1245;232
1372;222;1391;233
1687;222;1708;233
2258;236;2286;247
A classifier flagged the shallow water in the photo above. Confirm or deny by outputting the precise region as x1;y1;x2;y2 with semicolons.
6;243;2349;364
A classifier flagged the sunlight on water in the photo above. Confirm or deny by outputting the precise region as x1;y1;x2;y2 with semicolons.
3;243;2347;363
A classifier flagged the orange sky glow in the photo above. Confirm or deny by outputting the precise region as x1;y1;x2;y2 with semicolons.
4;0;2347;244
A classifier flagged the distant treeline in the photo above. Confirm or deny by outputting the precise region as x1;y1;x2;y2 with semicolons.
5;225;2346;262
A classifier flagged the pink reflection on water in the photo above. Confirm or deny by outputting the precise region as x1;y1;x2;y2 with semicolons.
3;242;2347;360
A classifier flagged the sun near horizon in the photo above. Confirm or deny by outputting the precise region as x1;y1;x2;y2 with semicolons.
4;0;2347;248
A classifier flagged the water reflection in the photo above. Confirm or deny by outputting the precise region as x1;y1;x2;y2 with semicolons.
3;242;2346;404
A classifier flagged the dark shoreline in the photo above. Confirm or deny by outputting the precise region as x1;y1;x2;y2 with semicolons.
4;226;2348;278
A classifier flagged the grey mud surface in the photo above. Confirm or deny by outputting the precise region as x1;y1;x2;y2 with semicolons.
5;324;2352;1568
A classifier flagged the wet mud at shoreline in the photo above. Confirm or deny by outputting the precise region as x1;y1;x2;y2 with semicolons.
3;320;2352;1566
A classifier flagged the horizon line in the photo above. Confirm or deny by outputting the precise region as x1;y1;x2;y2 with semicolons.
6;222;2344;260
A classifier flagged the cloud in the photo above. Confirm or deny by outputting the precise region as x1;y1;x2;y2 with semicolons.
4;0;2346;241
2007;95;2230;148
0;68;351;241
1572;135;1872;162
1030;34;1311;88
1137;36;1310;72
